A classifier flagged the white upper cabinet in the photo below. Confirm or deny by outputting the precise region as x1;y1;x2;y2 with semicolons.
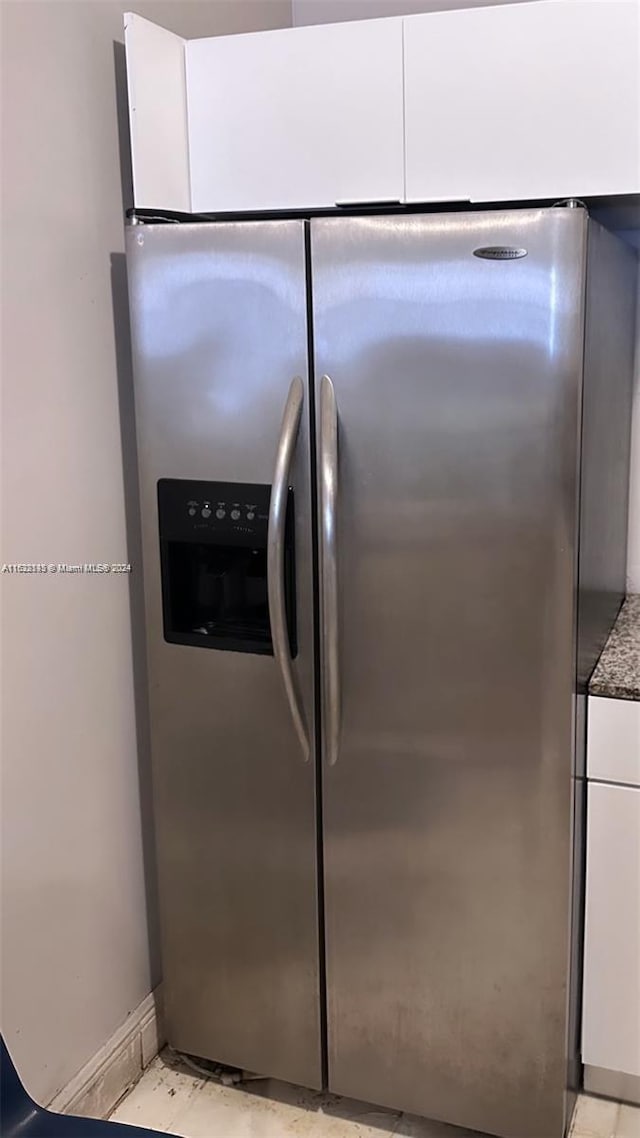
124;13;191;212
186;19;404;213
125;4;639;213
403;1;640;204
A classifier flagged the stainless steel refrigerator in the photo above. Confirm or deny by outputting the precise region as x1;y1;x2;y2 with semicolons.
125;207;636;1138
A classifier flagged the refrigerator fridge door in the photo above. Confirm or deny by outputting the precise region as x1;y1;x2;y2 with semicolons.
311;209;588;1138
126;220;322;1088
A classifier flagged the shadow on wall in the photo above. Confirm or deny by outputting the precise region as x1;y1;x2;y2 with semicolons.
110;40;161;990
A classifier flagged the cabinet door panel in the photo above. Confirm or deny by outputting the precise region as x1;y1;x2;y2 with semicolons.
404;2;640;204
588;696;640;787
187;19;404;212
124;13;190;211
583;783;640;1079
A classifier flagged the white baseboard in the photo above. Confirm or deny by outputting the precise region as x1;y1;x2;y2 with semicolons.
47;986;164;1119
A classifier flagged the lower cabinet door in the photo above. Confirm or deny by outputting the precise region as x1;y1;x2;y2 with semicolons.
583;781;640;1081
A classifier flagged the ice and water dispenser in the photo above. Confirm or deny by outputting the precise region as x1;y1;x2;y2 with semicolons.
158;479;296;655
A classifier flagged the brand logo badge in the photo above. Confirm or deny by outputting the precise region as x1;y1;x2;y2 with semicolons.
473;247;528;260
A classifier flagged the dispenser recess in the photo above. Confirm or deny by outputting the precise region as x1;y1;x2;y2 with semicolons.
157;479;296;656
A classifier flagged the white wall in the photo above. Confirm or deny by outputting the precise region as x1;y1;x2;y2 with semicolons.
0;0;291;1107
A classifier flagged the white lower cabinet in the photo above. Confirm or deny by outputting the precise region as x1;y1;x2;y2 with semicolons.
588;696;640;787
582;781;640;1083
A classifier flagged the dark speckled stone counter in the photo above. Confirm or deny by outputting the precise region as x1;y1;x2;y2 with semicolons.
589;595;640;701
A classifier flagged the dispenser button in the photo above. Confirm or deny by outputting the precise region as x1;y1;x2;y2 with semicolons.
201;507;212;519
215;508;226;520
231;509;241;521
247;511;255;521
188;507;197;517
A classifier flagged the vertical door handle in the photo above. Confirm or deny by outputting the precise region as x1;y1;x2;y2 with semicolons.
268;376;309;762
319;375;340;767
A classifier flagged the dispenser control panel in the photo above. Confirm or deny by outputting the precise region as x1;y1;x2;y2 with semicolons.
158;479;271;546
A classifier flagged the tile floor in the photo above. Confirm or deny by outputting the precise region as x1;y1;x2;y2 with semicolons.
110;1050;640;1138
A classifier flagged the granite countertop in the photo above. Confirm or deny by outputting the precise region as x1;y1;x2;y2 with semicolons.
589;595;640;701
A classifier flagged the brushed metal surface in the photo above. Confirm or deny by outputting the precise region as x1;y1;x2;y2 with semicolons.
268;375;309;760
125;220;322;1088
311;209;588;1138
570;224;637;1106
576;221;637;697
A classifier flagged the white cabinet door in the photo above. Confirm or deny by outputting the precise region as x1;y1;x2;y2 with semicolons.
404;1;640;204
124;13;191;212
186;19;404;213
588;696;640;787
582;782;640;1079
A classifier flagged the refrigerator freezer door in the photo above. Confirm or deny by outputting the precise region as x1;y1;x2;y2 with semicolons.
311;209;588;1138
126;220;322;1088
